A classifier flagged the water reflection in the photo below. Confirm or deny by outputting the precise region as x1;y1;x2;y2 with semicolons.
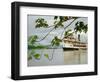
28;49;87;66
64;50;87;65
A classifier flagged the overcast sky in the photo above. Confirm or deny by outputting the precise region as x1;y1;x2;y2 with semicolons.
27;15;88;45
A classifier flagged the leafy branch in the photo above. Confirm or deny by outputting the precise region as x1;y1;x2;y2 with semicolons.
51;36;62;46
35;17;78;42
28;16;87;61
74;21;88;33
60;19;77;38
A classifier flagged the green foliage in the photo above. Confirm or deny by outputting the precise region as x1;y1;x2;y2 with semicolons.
59;16;69;22
28;55;32;61
28;35;48;49
28;50;35;61
64;29;73;38
35;18;48;28
28;35;49;60
28;35;38;44
54;16;68;28
72;17;78;19
28;44;48;49
28;16;87;61
53;16;78;29
74;21;88;33
34;54;41;60
64;29;72;36
54;16;69;21
30;49;35;54
82;24;88;33
51;36;62;46
44;54;49;59
54;16;58;20
35;16;78;29
54;21;64;28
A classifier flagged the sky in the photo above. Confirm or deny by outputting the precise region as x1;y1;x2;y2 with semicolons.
27;15;88;45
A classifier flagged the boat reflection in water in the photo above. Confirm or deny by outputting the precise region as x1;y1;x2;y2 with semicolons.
63;35;87;65
28;35;88;66
63;49;87;65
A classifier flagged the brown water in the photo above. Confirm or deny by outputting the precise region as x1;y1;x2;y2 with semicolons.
28;49;87;66
64;50;87;65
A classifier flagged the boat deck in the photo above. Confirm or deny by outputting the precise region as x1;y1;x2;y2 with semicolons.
63;46;87;50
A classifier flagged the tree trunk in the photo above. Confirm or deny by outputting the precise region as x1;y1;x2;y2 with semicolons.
78;34;80;41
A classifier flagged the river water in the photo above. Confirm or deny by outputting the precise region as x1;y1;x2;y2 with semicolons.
28;49;87;67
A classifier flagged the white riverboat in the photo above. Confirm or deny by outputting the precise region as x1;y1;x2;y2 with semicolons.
62;35;87;50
